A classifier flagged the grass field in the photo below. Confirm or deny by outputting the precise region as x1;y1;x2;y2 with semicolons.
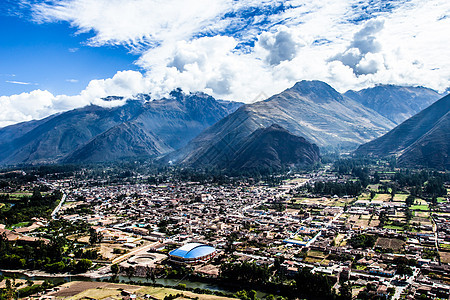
439;244;450;250
415;198;428;205
67;288;121;299
283;178;309;184
330;198;354;207
9;192;33;196
3;192;33;201
410;205;429;211
437;197;447;203
357;193;371;201
10;221;31;228
383;225;404;231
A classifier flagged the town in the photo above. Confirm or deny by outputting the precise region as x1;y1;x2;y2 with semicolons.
0;161;449;300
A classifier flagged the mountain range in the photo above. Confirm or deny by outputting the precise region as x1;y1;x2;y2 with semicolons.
225;124;320;171
345;85;441;124
0;90;241;165
170;80;398;167
0;80;445;170
355;94;450;170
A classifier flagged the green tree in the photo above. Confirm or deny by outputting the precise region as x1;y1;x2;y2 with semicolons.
126;266;135;280
75;258;92;273
220;261;270;285
406;195;415;207
4;278;15;300
111;263;119;275
295;268;334;299
338;282;352;300
348;234;377;249
89;228;103;245
145;266;152;282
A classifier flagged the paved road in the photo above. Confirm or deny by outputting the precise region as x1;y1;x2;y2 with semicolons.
430;215;441;263
51;191;67;219
306;211;343;247
38;178;67;219
111;241;160;265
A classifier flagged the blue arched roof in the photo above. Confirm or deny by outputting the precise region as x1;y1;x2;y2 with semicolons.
169;243;216;259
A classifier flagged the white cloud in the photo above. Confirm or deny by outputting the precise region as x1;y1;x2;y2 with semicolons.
0;90;56;127
31;0;232;50
330;19;385;75
259;26;305;65
2;0;449;127
0;71;149;127
351;19;384;54
6;80;36;85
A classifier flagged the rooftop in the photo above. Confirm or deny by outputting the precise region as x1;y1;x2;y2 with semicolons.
169;243;216;259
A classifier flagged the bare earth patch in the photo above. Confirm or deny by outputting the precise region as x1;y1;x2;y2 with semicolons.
439;251;450;264
50;281;141;299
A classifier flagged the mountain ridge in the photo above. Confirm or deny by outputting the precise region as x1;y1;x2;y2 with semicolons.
226;124;320;171
0;92;242;165
170;80;397;168
355;94;450;170
344;85;441;124
0;81;443;168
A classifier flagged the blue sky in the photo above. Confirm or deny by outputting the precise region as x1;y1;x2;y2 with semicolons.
1;0;449;127
0;8;139;96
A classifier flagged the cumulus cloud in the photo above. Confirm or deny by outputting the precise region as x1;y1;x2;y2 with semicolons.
351;19;384;54
0;71;149;127
330;19;385;75
137;36;242;97
0;90;55;127
259;26;305;65
2;0;449;127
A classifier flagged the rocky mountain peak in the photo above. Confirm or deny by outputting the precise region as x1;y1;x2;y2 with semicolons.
291;80;343;102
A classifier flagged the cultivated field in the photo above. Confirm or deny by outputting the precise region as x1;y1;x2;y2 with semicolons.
49;281;236;300
376;237;405;251
372;194;391;202
393;194;409;202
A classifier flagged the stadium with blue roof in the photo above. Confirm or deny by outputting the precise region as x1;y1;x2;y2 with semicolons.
168;243;217;264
